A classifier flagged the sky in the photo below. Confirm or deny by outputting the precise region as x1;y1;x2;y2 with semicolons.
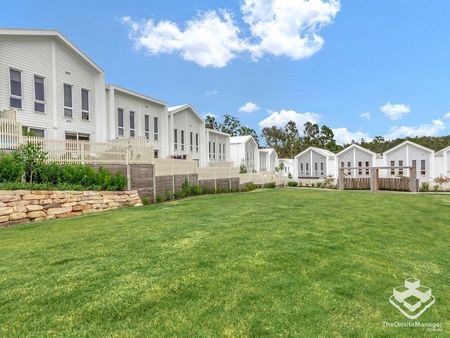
3;0;450;145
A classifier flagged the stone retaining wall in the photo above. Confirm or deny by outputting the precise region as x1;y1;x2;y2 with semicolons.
0;190;142;227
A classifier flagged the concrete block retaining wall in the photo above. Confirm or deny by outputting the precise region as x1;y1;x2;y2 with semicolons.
0;190;142;227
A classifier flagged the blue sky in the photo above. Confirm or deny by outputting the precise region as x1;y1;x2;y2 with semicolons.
3;0;450;144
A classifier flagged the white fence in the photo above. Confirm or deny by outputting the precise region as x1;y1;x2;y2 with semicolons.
197;167;239;180
240;172;286;186
0;118;153;165
153;159;199;176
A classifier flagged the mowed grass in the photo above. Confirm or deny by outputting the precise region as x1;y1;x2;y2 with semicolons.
0;189;449;337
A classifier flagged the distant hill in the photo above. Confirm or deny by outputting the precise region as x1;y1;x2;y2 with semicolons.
350;135;450;154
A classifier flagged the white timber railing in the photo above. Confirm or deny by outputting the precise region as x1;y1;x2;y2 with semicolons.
197;167;239;180
240;172;286;186
153;159;199;176
0;118;22;150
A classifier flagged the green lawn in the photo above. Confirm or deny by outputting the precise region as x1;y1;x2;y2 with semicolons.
1;189;449;337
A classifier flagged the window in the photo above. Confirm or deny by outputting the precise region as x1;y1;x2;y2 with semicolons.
195;133;199;152
390;160;395;175
22;126;44;138
320;162;324;175
154;117;159;141
118;108;124;136
365;161;370;175
347;161;351;175
300;163;304;173
65;132;89;141
190;132;193;151
34;75;45;112
314;162;318;174
10;68;22;108
421;160;426;175
174;129;178;150
154;150;159;159
412;160;417;168
219;143;222;160
64;84;73;117
305;163;309;174
129;111;135;137
144;115;150;139
213;142;216;159
358;161;362;175
398;160;403;175
181;130;185;151
81;89;89;120
223;143;225;159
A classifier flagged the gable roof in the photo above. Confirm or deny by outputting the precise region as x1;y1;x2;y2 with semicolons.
259;148;277;156
168;104;204;123
436;145;450;155
206;128;230;137
0;28;103;73
336;143;375;157
230;135;258;147
384;140;434;155
294;146;335;159
107;84;166;106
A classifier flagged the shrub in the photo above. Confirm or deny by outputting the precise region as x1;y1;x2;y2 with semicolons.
165;190;173;201
420;182;430;192
0;153;23;182
263;182;276;189
287;181;298;187
13;143;47;183
242;183;257;192
433;175;450;191
299;182;303;187
239;162;247;174
155;195;163;203
316;182;323;188
141;196;150;205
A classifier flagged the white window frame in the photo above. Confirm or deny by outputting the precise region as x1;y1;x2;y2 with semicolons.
420;160;426;175
9;67;23;109
33;74;46;113
398;160;404;175
129;111;136;137
153;117;159;141
195;133;199;152
174;129;178;150
117;108;124;136
144;114;150;139
190;132;193;152
181;130;185;151
81;88;90;121
63;83;73;118
22;126;45;137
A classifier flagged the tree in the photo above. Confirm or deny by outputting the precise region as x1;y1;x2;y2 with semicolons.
13;143;47;184
239;126;259;145
319;125;339;152
303;122;320;147
219;114;241;136
284;121;302;158
205;115;218;130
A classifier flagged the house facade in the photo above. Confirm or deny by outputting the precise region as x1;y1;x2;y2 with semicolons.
230;135;259;172
0;29;106;141
382;141;435;184
105;85;168;158
336;144;377;178
205;128;231;166
168;105;206;165
279;159;294;177
258;148;279;172
295;147;335;179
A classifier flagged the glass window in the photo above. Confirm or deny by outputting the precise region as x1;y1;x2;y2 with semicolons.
190;132;193;151
64;84;73;117
195;133;199;152
399;160;403;175
181;130;185;150
81;89;89;120
144;115;150;139
421;160;426;175
213;142;216;159
358;161;362;175
365;161;370;175
118;108;124;136
154;150;159;159
174;129;178;150
154;117;159;141
10;69;22;108
320;162;324;174
129;111;135;137
390;160;395;175
22;126;45;137
34;75;45;112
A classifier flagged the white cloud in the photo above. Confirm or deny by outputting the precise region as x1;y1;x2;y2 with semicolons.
121;0;340;67
443;112;450;119
380;102;410;120
332;128;371;145
241;0;340;60
121;11;245;68
259;109;321;128
205;89;218;96
239;102;260;113
384;119;446;140
360;112;371;120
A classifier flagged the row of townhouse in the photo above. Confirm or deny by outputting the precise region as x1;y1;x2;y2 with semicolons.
0;29;234;167
284;141;450;186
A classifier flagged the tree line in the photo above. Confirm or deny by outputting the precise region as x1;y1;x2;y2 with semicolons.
206;114;450;158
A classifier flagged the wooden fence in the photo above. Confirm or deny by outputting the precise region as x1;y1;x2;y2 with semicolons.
379;177;411;191
343;177;370;190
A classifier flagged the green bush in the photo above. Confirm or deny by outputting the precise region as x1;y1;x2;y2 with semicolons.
164;190;173;201
0;153;23;182
241;183;257;192
287;181;298;187
263;182;276;189
155;195;163;203
420;182;430;192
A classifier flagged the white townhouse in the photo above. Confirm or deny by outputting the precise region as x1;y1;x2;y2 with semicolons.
0;29;107;141
435;146;450;177
105;84;169;159
230;135;259;172
382;141;435;184
336;144;377;178
278;158;294;177
295;147;335;179
205;128;231;166
258;148;279;172
168;105;206;165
